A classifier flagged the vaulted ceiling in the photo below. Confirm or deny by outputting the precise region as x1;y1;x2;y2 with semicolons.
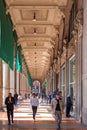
5;0;72;82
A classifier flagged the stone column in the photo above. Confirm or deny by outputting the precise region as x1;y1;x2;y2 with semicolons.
10;69;15;94
19;73;29;97
2;62;10;105
50;67;53;92
52;71;55;92
82;0;87;124
75;39;82;120
0;59;3;107
53;59;58;91
64;46;69;101
46;72;51;95
73;9;83;120
16;71;20;94
46;67;53;94
58;57;61;90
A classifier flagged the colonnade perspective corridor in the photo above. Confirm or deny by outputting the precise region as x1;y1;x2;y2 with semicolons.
0;0;87;128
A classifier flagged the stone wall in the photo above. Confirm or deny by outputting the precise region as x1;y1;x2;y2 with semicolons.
82;0;87;125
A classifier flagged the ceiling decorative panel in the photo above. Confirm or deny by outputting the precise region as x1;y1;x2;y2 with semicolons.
5;0;69;82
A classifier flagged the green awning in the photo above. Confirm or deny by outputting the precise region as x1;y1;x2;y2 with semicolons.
16;46;22;72
0;0;14;69
27;71;32;87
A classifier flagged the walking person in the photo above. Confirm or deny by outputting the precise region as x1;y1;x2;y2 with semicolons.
30;93;39;121
51;94;56;114
66;95;73;117
53;92;64;130
5;92;15;125
14;91;18;106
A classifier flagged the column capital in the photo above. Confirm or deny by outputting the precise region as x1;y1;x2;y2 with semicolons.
72;9;83;43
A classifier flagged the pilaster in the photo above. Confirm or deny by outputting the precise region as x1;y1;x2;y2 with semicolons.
10;69;15;94
71;9;83;120
82;0;87;124
16;71;20;94
0;59;3;107
19;73;30;97
2;62;10;105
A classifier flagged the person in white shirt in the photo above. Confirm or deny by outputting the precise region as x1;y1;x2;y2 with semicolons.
30;93;39;120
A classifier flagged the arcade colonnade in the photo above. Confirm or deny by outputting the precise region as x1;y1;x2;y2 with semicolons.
0;0;87;126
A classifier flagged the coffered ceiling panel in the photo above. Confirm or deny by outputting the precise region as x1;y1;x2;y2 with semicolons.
6;0;68;6
8;8;63;25
5;0;68;82
24;26;46;34
21;9;48;21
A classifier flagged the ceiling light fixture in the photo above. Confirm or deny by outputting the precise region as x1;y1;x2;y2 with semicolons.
34;43;36;46
34;28;36;34
33;12;36;21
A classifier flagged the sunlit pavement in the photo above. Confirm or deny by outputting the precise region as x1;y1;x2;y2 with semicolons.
0;99;87;130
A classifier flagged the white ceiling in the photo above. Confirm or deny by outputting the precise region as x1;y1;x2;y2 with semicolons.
5;0;71;82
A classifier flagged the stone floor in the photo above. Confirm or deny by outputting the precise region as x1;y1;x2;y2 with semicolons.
0;99;87;130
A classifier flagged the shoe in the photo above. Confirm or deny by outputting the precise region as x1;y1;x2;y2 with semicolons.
12;120;14;123
33;117;35;120
66;115;71;118
33;115;35;120
58;123;61;129
8;123;11;125
69;115;71;117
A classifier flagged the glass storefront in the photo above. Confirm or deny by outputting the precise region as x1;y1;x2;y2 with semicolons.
69;55;75;114
61;65;65;99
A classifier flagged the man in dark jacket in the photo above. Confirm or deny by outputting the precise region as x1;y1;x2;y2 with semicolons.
14;92;18;106
5;92;15;125
66;95;73;117
55;92;64;130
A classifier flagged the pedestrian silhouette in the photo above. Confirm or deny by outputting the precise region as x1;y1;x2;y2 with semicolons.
5;92;15;125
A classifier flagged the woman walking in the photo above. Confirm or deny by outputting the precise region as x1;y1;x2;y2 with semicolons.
30;93;39;121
